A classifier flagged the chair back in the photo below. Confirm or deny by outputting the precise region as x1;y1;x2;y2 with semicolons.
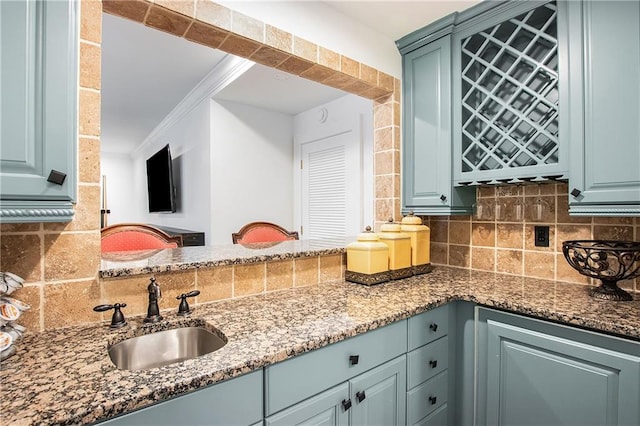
101;223;182;252
232;222;299;244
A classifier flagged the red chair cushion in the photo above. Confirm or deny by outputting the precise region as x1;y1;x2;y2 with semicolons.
235;228;295;244
101;231;180;252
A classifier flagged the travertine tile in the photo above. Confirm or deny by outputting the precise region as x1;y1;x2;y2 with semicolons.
101;274;153;316
449;245;470;268
556;253;590;284
497;224;524;249
430;242;448;264
265;25;292;52
524;251;555;280
361;64;377;86
0;223;40;232
266;260;294;291
294;36;318;62
495;197;525;222
197;266;232;302
555;224;591;252
44;279;101;328
102;0;150;23
250;46;290;68
145;4;192;37
478;186;496;198
300;65;336;83
471;247;495;271
429;220;449;243
155;0;195;18
373;102;392;130
322;71;358;90
524;195;555;223
593;216;634;225
78;137;101;184
184;21;229;49
44;233;100;281
496;186;522;197
556;194;591;224
378;72;394;92
374;127;392;152
376;175;394;199
320;254;343;282
79;89;100;136
234;263;265;296
0;234;42;283
524;224;556;252
294;257;318;287
344;79;371;96
472;222;496;247
45;185;101;232
232;11;263;42
318;47;340;70
81;0;102;43
375;199;394;224
593;225;634;241
196;0;231;30
496;249;523;275
80;42;100;90
276;55;315;75
374;151;393;176
449;221;471;245
340;56;359;78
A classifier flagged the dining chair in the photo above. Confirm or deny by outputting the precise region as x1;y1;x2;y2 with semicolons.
232;222;299;244
101;223;183;252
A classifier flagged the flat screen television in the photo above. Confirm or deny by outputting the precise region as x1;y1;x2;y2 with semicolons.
146;144;176;213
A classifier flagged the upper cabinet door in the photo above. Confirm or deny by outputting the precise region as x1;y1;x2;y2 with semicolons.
401;35;476;215
0;0;78;223
452;1;568;186
564;0;640;215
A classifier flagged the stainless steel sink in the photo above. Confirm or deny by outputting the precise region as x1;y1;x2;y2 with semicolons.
108;326;227;371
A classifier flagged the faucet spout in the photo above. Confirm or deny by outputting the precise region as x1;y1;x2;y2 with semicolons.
144;277;163;323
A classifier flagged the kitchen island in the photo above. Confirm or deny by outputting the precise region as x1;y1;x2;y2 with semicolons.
1;264;639;425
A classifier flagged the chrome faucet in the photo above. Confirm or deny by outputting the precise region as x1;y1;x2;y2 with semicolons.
144;277;163;323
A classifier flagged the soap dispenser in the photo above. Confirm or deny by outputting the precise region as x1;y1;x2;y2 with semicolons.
377;218;412;280
400;212;433;275
345;226;390;285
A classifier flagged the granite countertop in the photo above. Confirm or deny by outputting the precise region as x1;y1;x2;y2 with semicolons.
100;239;349;278
2;266;639;425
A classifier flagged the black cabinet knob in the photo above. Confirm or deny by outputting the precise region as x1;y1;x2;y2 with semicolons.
429;323;438;332
440;194;447;202
356;391;366;403
570;188;582;198
349;355;360;366
429;396;437;405
429;359;438;368
46;169;67;185
342;399;352;411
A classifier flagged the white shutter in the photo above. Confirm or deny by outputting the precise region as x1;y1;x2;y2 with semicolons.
301;130;360;240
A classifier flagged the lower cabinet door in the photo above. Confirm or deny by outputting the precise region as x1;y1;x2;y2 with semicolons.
350;355;407;426
414;404;448;426
477;308;640;426
97;370;263;425
265;382;349;426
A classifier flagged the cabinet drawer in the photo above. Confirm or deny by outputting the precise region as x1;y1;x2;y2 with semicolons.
408;305;449;351
265;320;407;416
407;336;448;389
407;371;448;425
414;404;448;426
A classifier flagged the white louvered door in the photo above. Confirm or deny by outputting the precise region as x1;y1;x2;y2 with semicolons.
301;130;361;240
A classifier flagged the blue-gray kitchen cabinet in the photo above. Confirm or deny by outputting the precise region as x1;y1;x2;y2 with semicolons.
265;320;407;426
0;0;78;223
397;30;476;216
562;0;640;216
475;307;640;426
96;369;263;425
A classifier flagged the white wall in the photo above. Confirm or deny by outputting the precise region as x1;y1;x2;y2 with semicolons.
217;1;401;78
209;100;294;244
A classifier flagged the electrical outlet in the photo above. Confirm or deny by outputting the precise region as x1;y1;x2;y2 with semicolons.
534;226;550;247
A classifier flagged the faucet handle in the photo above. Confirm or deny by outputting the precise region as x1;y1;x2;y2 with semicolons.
93;303;127;329
176;290;200;316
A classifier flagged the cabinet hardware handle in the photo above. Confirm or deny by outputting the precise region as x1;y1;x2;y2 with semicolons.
570;188;582;197
349;355;360;365
356;391;366;403
440;194;447;202
429;323;438;332
46;169;67;185
342;399;352;411
429;396;437;405
429;360;438;368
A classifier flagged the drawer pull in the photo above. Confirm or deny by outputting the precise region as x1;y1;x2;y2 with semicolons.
429;359;438;368
356;391;366;403
429;323;438;332
342;399;352;411
429;396;437;405
349;355;360;366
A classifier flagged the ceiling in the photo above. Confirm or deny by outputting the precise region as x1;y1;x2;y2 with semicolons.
101;1;481;155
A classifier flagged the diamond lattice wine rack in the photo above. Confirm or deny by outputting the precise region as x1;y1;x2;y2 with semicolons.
455;2;566;185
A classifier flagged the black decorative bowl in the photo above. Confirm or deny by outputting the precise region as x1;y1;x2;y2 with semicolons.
562;240;640;301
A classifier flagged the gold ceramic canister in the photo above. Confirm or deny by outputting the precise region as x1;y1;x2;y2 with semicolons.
346;226;390;285
400;212;433;275
377;218;413;280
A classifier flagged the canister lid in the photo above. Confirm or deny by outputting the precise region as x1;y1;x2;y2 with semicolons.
357;226;380;241
401;211;423;225
380;218;401;233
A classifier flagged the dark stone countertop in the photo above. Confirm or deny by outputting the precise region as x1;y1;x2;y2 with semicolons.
1;266;639;425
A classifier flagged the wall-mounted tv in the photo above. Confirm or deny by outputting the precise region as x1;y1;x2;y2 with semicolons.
146;144;176;213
